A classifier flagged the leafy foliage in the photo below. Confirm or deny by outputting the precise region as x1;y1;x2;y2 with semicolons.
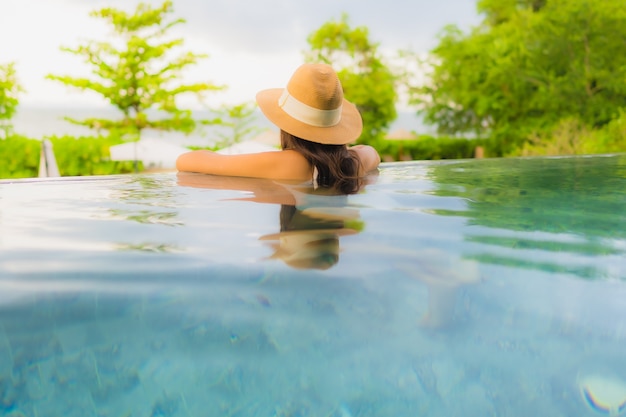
49;135;140;176
0;62;22;139
47;1;223;139
0;135;40;178
0;134;139;179
519;110;626;156
375;135;484;161
212;102;263;148
306;14;398;145
411;0;626;155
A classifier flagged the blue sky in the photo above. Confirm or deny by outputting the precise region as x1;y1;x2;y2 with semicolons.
0;0;481;108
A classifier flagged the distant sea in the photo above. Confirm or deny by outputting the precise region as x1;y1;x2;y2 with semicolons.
13;106;434;146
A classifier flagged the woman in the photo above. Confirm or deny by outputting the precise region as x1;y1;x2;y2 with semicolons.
176;63;381;194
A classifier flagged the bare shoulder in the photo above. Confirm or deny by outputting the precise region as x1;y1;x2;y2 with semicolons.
350;145;381;173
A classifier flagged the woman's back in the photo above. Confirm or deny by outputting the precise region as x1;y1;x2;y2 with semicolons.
176;63;381;193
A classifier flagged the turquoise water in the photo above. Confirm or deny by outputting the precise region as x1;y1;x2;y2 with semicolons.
1;154;625;416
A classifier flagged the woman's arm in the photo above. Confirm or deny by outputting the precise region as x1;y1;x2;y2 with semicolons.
350;145;381;174
176;149;312;181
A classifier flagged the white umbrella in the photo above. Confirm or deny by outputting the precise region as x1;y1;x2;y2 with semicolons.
217;141;279;155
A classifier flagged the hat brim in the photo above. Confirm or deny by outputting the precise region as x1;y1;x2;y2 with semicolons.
256;88;363;145
259;228;358;241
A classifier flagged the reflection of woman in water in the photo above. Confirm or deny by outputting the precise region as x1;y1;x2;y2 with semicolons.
176;174;366;270
176;63;380;193
261;203;362;270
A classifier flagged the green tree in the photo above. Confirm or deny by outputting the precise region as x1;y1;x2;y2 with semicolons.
213;102;263;149
47;0;223;140
0;62;22;139
305;14;398;145
410;0;626;156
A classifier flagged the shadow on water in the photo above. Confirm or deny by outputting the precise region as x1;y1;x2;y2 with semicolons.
427;154;626;280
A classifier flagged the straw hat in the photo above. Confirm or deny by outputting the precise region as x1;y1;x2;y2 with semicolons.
256;63;363;145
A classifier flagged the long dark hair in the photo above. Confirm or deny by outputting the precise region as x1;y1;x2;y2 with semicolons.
281;130;362;194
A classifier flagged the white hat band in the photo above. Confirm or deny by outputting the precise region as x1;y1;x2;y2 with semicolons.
278;89;342;128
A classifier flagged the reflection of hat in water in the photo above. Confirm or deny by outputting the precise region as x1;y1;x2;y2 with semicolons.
260;205;362;270
260;226;359;241
261;229;358;270
256;63;363;145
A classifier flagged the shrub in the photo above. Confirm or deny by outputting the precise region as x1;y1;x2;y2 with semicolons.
0;135;40;179
589;110;626;154
0;134;141;179
375;134;485;161
515;112;626;157
49;135;140;176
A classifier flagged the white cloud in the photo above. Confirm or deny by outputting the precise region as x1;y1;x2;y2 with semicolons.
172;33;303;108
0;0;480;109
0;0;113;106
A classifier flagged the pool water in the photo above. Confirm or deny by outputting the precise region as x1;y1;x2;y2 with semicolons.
1;154;625;416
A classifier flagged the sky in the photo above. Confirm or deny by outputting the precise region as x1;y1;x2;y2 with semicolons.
0;0;481;110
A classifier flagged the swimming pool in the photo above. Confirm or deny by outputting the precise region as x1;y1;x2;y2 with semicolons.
1;154;625;416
